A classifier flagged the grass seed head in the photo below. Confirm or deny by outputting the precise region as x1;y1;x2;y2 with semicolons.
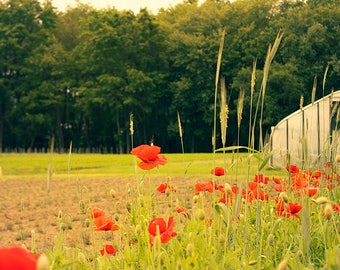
311;196;329;205
267;233;275;246
323;203;333;219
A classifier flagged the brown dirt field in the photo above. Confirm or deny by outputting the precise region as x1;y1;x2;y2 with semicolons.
0;176;200;253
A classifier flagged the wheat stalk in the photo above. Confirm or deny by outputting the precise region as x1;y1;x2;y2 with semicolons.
237;88;245;129
220;77;229;147
129;112;134;149
177;111;184;154
311;76;317;104
253;30;283;151
213;28;226;152
248;60;257;148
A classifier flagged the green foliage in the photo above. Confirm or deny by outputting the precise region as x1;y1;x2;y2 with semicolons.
0;0;339;152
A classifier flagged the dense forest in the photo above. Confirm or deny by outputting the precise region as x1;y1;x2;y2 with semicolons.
0;0;339;153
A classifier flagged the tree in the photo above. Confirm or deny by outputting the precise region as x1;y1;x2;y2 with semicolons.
0;0;57;151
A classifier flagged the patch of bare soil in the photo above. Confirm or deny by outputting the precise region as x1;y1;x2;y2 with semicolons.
0;176;199;253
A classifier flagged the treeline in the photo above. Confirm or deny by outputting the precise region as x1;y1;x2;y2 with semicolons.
0;0;339;153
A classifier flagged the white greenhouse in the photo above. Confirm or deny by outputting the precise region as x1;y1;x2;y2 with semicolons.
270;90;340;168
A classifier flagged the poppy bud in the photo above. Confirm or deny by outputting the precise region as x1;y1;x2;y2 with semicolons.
78;252;86;263
79;200;86;214
277;258;289;270
248;260;257;266
126;202;131;213
138;196;145;207
335;155;340;163
279;192;289;203
110;189;116;198
60;222;67;232
36;254;50;270
297;250;304;262
153;235;161;251
224;183;232;195
186;243;194;257
193;195;198;204
84;218;90;228
166;187;171;197
127;183;131;194
58;210;63;220
135;224;142;235
196;209;206;221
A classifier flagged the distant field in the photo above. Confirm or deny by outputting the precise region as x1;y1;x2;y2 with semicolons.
0;152;285;180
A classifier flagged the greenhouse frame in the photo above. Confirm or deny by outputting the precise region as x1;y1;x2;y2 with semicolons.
270;90;340;168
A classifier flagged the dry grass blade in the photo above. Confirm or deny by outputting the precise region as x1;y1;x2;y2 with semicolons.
177;111;184;154
311;76;317;104
248;60;257;148
237;88;245;128
254;31;283;151
213;28;226;152
322;64;329;97
300;95;304;110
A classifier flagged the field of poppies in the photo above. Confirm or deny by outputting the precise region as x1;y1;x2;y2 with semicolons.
0;143;339;270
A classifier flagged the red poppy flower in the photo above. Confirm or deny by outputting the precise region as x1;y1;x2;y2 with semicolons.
248;181;259;191
291;172;308;190
131;144;167;170
90;207;105;218
177;206;185;213
333;204;340;212
286;165;299;173
195;181;214;195
245;182;268;202
286;203;302;219
94;216;119;231
303;187;318;197
273;178;281;184
100;244;116;256
312;170;322;179
214;182;225;192
254;174;269;184
211;167;225;176
274;182;288;192
0;246;40;270
324;162;332;168
326;184;333;190
157;183;176;193
148;216;177;246
276;200;285;216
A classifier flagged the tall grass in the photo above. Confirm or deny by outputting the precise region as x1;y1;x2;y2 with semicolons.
1;30;339;270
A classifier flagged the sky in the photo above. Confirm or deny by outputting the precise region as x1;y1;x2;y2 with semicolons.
50;0;201;14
